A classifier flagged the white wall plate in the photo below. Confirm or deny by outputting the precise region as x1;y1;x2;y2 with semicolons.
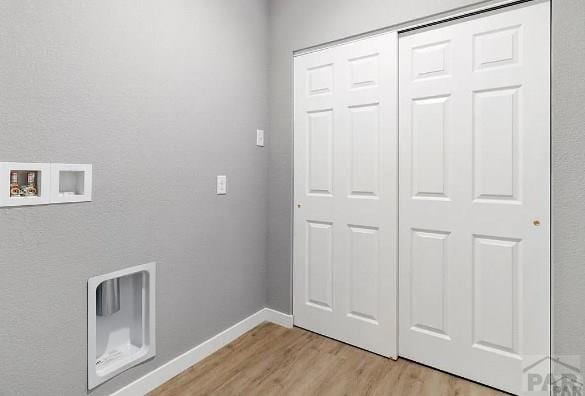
256;129;265;147
50;163;92;204
0;162;51;207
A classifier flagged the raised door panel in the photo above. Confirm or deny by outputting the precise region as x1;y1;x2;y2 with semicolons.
410;229;450;339
472;235;520;356
349;53;379;90
411;96;450;199
306;221;334;310
473;87;519;202
473;26;520;71
348;225;380;324
307;110;334;196
349;104;380;197
308;64;334;96
412;41;451;80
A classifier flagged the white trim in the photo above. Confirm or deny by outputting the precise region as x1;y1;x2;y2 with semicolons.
262;308;293;328
110;308;293;396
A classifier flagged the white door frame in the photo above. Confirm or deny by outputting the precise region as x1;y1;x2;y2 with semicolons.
292;0;551;365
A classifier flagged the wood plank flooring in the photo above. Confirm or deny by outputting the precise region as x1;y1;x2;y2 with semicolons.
149;322;506;396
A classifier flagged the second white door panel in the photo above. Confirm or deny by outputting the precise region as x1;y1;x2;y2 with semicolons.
399;2;550;394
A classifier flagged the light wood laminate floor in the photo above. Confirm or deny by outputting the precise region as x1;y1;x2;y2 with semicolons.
149;322;506;396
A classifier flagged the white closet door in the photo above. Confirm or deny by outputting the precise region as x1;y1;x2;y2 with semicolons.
399;2;550;393
293;32;398;357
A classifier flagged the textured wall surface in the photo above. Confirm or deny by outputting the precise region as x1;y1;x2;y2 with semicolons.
551;0;585;368
0;1;268;395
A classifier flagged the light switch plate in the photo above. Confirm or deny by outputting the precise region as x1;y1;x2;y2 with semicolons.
217;175;227;195
256;129;265;147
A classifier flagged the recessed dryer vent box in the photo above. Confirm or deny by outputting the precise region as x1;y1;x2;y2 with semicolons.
87;262;156;390
0;162;51;207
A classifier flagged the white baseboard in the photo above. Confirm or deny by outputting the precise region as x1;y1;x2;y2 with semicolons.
262;308;294;328
111;308;293;396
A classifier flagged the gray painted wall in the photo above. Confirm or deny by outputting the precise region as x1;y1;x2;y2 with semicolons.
0;1;268;395
267;0;585;367
551;0;585;369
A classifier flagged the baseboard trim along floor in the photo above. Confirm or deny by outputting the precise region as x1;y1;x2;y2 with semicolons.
111;308;293;396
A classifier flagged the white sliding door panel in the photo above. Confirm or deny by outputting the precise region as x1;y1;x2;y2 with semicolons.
399;2;550;394
294;32;398;358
